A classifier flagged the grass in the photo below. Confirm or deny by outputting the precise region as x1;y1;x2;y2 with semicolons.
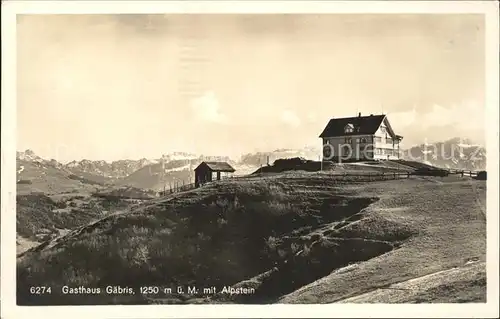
278;175;486;304
68;174;107;186
92;186;157;200
17;174;399;305
336;261;486;303
16;171;486;305
16;192;140;251
16;159;107;195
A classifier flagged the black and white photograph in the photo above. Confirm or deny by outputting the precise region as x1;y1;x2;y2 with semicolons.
1;1;499;318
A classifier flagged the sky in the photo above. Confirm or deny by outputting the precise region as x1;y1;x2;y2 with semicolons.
17;14;485;162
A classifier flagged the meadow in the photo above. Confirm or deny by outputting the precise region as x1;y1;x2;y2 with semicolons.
16;171;486;305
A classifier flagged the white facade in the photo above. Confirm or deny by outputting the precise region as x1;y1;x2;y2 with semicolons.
321;116;401;162
372;122;401;160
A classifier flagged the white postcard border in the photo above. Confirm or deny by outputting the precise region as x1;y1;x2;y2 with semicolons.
2;1;499;318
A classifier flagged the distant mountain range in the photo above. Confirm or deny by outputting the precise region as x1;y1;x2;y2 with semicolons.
16;150;255;192
16;137;486;193
239;146;321;167
401;138;486;171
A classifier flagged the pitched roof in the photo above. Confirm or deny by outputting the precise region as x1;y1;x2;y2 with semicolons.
195;161;236;172
319;114;386;137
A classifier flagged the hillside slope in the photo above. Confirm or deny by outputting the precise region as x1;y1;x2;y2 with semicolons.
16;159;107;195
16;150;114;195
279;175;486;303
16;190;151;254
17;172;485;305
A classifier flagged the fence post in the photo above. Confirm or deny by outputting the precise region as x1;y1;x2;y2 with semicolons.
393;172;396;180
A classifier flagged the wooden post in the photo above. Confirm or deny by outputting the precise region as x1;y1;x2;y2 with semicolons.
393;172;396;180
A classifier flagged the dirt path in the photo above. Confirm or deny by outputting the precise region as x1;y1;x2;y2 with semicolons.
335;261;485;303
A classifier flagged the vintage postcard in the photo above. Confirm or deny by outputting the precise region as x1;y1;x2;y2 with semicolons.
1;1;499;318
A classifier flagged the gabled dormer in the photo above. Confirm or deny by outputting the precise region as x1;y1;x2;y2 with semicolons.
344;123;354;134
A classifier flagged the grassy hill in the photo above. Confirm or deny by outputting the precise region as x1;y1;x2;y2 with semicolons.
115;162;193;190
16;190;152;255
16;159;113;196
252;158;443;176
16;171;486;305
115;160;258;191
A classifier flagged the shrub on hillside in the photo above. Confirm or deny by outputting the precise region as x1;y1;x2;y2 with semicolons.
254;157;324;174
16;194;106;241
476;171;487;180
54;200;67;209
68;174;105;186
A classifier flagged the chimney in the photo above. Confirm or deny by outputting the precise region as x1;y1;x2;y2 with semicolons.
358;112;361;117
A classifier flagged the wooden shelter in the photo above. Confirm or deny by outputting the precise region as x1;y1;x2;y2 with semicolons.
194;161;236;187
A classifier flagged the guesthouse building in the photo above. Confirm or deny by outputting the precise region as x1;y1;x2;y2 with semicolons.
319;113;403;161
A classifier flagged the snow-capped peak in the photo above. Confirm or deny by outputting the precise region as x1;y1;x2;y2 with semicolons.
161;152;199;162
16;149;44;162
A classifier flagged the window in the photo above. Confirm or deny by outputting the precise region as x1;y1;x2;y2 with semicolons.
360;137;367;143
344;123;354;133
342;145;351;156
345;137;352;144
325;139;330;145
380;126;386;133
374;136;382;142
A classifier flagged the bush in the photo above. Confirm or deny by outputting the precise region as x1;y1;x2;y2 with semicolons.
254;157;323;174
476;171;487;180
413;168;449;177
55;201;68;209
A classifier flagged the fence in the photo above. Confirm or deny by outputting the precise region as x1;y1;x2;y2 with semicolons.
158;181;197;196
448;169;479;177
157;168;485;197
318;171;412;182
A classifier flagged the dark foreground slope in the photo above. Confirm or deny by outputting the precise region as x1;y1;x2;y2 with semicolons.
16;172;486;305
